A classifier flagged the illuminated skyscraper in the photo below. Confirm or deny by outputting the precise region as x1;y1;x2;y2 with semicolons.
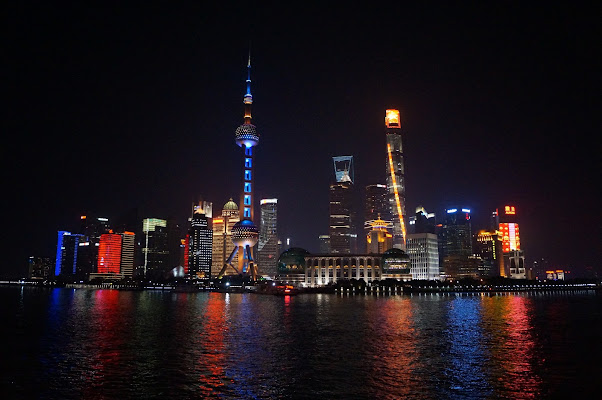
406;233;440;280
258;199;278;277
219;53;260;279
365;184;389;234
329;156;354;254
384;109;407;249
408;206;436;235
438;208;473;258
54;231;85;276
497;205;525;278
141;218;169;279
188;209;212;280
212;199;240;277
76;215;110;278
120;231;135;278
474;230;503;277
97;232;122;275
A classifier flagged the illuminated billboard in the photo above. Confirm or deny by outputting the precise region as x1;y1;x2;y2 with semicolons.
385;109;400;128
499;222;520;253
504;205;516;215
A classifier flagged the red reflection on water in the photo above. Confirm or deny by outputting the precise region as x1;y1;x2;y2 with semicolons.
83;289;129;395
368;298;419;398
482;295;542;398
198;292;231;396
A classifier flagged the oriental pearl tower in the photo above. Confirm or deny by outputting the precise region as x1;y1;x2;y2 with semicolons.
218;52;260;281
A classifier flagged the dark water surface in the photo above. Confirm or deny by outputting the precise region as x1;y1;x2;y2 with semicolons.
1;287;601;399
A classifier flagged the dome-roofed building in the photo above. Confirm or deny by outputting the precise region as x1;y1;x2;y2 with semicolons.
223;198;238;213
381;248;412;281
276;247;310;285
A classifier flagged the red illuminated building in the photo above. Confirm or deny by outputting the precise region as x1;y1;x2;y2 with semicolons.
97;232;122;274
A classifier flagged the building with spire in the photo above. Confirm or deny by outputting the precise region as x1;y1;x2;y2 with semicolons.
219;53;260;280
384;109;407;249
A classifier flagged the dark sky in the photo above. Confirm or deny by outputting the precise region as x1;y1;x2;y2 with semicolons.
5;2;600;278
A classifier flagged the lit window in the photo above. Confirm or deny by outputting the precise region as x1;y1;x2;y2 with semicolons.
244;182;251;193
245;147;252;156
244;195;251;205
245;170;252;181
245;158;252;168
244;208;251;218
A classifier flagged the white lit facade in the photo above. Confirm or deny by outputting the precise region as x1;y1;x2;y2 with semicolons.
406;233;440;280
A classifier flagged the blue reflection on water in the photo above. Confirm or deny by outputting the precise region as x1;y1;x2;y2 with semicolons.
445;295;492;399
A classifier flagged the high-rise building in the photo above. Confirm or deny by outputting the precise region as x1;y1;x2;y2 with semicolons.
408;206;436;235
365;184;389;234
97;232;122;275
438;208;473;279
76;216;110;277
384;109;407;249
318;235;330;253
212;199;240;277
120;231;135;278
474;230;503;277
188;210;212;280
141;218;169;279
258;198;278;277
406;233;440;280
438;208;473;258
497;205;525;278
365;216;393;254
329;156;354;254
55;231;85;277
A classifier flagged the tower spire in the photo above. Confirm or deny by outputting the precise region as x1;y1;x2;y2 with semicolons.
244;48;253;107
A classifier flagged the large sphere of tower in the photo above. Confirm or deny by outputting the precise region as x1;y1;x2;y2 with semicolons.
235;124;259;148
231;219;259;248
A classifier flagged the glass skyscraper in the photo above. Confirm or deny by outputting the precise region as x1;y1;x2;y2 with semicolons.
257;198;278;277
384;109;407;249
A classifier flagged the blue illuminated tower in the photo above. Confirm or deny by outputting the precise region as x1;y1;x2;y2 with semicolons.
219;52;260;280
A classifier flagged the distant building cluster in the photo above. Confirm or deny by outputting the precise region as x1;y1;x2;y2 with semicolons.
28;60;571;285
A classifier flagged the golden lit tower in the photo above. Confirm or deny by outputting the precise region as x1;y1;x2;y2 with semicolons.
385;109;407;249
219;52;260;280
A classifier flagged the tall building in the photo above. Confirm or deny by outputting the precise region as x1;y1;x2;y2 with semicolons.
141;218;169;279
188;209;212;280
365;216;393;254
76;215;111;278
365;184;389;234
55;231;85;277
318;235;330;253
120;231;135;278
497;205;525;278
408;206;436;235
384;109;407;249
474;230;503;277
97;232;122;275
438;208;473;279
406;233;440;280
329;156;354;254
438;208;473;258
212;199;240;277
257;198;278;277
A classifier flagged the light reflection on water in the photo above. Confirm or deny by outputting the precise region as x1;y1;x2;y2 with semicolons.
1;288;600;399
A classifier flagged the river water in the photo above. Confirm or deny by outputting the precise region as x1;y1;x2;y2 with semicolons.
1;287;601;399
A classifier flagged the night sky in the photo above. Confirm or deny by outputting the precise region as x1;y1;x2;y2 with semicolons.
6;3;600;278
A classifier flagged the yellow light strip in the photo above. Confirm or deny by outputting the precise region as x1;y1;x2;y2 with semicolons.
387;143;406;246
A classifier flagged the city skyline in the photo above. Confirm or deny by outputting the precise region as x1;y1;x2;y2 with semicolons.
5;3;599;278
